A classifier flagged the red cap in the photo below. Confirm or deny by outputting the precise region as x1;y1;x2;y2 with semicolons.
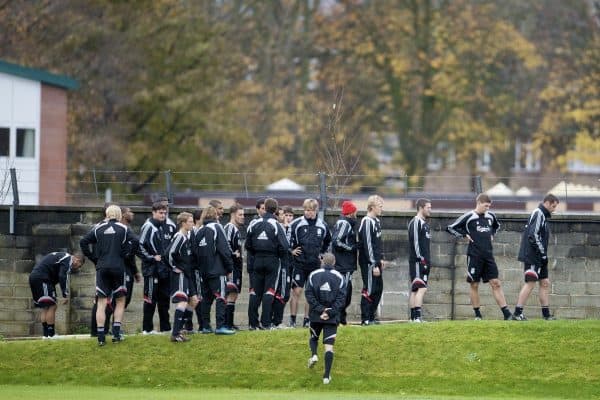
341;201;357;215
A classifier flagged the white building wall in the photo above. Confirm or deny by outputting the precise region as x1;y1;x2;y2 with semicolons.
0;71;40;205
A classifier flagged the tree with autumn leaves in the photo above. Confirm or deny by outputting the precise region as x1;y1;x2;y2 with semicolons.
0;0;597;196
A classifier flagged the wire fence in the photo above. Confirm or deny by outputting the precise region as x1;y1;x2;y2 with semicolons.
1;166;599;212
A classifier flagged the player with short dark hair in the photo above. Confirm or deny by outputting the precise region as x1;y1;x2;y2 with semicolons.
513;194;560;321
245;198;289;329
447;194;513;320
271;205;294;328
29;251;84;339
246;199;266;321
139;201;172;334
408;198;432;322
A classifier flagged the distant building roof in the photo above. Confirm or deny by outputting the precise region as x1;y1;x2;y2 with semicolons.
515;187;533;196
266;178;305;191
0;59;78;90
486;182;514;196
549;181;600;197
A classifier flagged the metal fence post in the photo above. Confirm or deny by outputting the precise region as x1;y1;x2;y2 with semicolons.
473;175;482;194
9;168;19;234
165;170;173;205
319;172;327;219
92;168;99;200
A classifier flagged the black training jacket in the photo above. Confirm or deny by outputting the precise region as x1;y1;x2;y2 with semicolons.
305;265;346;324
168;231;195;278
245;212;288;258
331;216;358;273
408;215;431;264
194;219;234;278
518;203;552;265
224;222;243;271
358;215;383;268
29;252;74;298
290;216;331;271
139;218;171;277
123;230;141;275
446;210;500;257
80;219;129;271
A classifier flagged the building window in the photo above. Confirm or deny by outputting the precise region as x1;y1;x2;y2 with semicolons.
567;159;600;173
476;147;491;172
513;138;540;172
427;142;455;171
16;128;35;158
0;127;8;156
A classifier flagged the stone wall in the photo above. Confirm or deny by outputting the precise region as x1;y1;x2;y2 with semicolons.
0;205;598;337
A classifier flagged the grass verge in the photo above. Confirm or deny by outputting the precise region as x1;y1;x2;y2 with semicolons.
1;320;598;399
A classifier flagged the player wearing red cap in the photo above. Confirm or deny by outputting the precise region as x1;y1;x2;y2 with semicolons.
331;201;358;325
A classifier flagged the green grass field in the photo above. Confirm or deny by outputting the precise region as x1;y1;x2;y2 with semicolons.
1;320;599;399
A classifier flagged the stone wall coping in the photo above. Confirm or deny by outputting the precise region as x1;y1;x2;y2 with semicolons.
1;205;598;221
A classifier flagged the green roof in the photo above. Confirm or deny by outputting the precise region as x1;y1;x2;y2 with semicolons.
0;59;79;90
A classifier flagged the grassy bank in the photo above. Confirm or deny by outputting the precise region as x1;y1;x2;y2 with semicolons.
1;320;598;399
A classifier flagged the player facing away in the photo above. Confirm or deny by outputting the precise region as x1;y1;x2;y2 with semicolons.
195;205;236;335
408;198;432;322
80;205;132;346
271;205;294;328
305;253;346;385
447;194;513;320
245;198;289;330
513;194;560;321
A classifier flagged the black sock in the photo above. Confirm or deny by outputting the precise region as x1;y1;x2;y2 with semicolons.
515;306;523;316
97;327;105;343
290;315;297;324
324;351;334;378
173;308;185;336
226;302;235;327
42;322;49;337
474;308;482;318
415;307;422;319
183;309;193;330
410;308;415;320
309;337;318;356
501;306;511;319
47;324;55;337
542;306;550;318
112;322;121;337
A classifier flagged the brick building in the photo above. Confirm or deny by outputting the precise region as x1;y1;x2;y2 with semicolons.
0;59;77;205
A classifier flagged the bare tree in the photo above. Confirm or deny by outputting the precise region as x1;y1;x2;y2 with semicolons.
317;87;368;207
0;159;14;205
